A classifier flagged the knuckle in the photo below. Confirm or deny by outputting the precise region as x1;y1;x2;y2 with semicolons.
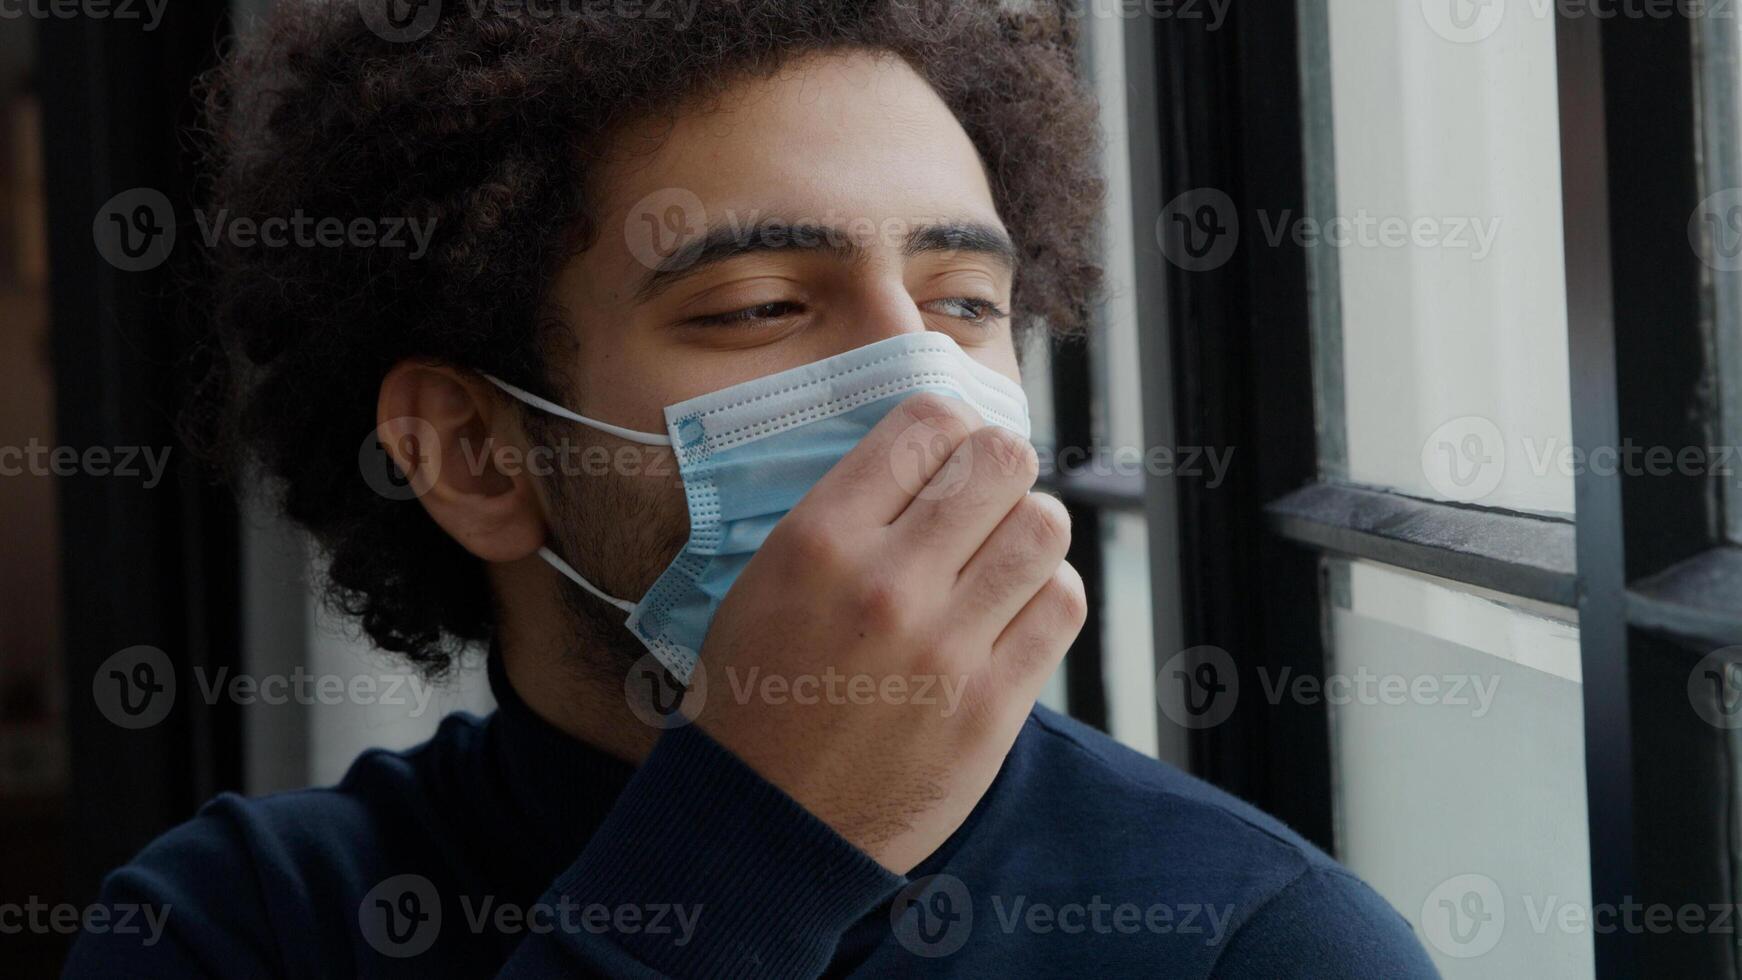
1049;563;1089;627
776;516;844;570
1019;493;1072;549
902;391;960;425
973;425;1037;480
910;640;952;677
914;640;973;686
1004;634;1053;680
854;575;907;632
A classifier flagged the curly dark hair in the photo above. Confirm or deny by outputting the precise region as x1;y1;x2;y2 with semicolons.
191;0;1105;676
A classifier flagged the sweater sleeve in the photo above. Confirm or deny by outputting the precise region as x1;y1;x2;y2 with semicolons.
495;723;904;979
64;724;903;980
61;808;277;979
1208;866;1441;980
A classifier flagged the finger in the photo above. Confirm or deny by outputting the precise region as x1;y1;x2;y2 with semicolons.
953;492;1073;636
789;391;985;528
992;561;1087;703
891;422;1038;572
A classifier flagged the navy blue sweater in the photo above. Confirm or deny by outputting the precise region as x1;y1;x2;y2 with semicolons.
65;656;1437;978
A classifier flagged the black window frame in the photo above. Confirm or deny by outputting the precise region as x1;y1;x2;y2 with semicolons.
1129;5;1742;978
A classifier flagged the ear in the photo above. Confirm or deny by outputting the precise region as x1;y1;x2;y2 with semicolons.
376;360;547;563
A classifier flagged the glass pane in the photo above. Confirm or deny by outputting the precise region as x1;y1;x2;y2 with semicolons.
1074;0;1167;760
1020;321;1069;718
1694;13;1742;543
1102;511;1157;757
1329;558;1592;978
1307;0;1574;516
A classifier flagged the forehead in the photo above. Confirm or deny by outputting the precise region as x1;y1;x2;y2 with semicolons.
592;49;1003;244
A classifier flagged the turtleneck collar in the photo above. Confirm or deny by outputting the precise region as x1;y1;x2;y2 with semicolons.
484;649;637;859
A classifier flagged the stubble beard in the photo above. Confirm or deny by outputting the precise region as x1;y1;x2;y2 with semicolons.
534;421;691;681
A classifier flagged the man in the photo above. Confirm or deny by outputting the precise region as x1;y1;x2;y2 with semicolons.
67;2;1437;977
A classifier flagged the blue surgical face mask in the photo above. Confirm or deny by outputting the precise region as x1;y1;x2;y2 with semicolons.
486;331;1032;682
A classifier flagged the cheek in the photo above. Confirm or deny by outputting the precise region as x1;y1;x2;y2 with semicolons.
971;339;1023;386
553;446;692;593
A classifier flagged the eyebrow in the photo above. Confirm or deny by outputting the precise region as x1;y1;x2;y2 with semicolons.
633;218;1018;302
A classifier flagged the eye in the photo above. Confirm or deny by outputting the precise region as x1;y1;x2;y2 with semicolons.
690;301;804;327
924;297;1010;324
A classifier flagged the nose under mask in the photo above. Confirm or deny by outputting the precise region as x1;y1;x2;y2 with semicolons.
486;330;1033;683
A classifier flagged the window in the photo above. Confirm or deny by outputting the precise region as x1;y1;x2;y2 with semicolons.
1302;2;1592;972
1697;11;1742;546
1137;4;1742;977
1020;7;1171;761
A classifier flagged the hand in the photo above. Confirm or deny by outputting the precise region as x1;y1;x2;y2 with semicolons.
692;392;1086;874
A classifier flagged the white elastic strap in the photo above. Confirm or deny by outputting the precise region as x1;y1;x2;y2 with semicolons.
483;374;672;447
538;545;637;614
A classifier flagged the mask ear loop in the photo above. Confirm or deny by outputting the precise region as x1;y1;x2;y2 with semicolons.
481;373;666;614
481;374;672;447
537;546;638;614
